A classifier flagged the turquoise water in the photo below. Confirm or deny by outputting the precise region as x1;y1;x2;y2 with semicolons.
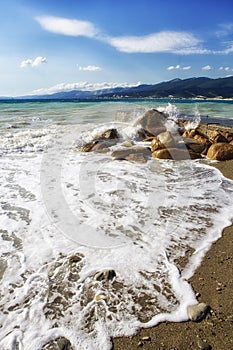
0;99;233;130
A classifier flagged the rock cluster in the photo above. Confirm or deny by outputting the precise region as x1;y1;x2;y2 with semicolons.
80;109;233;162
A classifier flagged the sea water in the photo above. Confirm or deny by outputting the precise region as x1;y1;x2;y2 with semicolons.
0;99;233;350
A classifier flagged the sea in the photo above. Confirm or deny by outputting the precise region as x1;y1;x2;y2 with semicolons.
1;98;233;350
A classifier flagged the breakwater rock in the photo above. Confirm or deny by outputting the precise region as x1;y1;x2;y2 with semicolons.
80;109;233;162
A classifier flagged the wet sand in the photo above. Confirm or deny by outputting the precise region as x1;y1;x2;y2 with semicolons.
113;160;233;350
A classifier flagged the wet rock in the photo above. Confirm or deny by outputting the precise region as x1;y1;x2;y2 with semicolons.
183;138;206;154
121;140;135;147
182;129;196;138
187;302;209;322
124;153;148;163
151;131;176;152
42;337;72;350
94;269;116;281
152;148;201;160
81;139;118;152
111;146;151;161
81;128;119;152
97;128;119;139
134;109;167;137
210;130;228;143
207;142;233;160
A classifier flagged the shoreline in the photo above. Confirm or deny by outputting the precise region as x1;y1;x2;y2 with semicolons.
113;160;233;350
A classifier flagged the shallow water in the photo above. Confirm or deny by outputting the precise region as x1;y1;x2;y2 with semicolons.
0;100;233;349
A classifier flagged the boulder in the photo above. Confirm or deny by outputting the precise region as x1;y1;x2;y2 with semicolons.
152;148;201;160
96;128;119;140
221;131;233;142
207;142;233;161
81;139;118;152
151;131;176;152
81;128;119;152
182;129;196;138
111;146;151;161
134;109;167;137
210;130;228;143
182;138;207;154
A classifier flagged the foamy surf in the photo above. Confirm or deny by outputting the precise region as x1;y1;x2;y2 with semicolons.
0;102;233;350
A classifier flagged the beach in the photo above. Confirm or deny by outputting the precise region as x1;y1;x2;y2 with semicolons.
113;160;233;350
1;100;233;350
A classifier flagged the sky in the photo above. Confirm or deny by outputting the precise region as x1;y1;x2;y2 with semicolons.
1;0;233;96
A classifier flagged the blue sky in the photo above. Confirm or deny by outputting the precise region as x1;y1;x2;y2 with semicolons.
1;0;233;96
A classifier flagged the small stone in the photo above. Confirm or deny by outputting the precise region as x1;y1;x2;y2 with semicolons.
94;269;116;281
141;336;151;341
187;303;209;322
138;340;143;347
197;339;212;350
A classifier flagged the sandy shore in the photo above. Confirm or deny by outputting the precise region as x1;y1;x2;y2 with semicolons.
113;160;233;350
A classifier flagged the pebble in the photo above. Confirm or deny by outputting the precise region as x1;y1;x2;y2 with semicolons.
197;339;212;350
94;269;116;281
187;303;209;322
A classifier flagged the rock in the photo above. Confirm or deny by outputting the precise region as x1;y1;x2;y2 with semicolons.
134;109;167;136
182;138;206;154
152;148;201;160
182;129;196;138
187;302;209;322
210;130;228;143
111;146;151;161
124;153;148;163
151;131;176;152
193;134;211;145
81;128;119;152
197;339;212;350
207;142;233;160
121;140;135;147
81;139;118;152
221;131;233;142
42;337;72;350
94;269;116;281
96;128;119;140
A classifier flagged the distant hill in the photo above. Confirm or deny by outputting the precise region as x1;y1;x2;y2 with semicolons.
3;76;233;100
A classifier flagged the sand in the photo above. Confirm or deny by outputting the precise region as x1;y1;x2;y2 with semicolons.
113;160;233;350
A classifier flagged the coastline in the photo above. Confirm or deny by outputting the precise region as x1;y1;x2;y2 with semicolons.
113;160;233;350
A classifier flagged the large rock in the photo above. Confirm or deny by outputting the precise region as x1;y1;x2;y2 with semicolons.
182;138;207;154
81;128;119;152
152;148;201;160
151;131;176;152
111;146;151;163
207;142;233;160
210;130;228;143
81;139;118;152
134;109;167;137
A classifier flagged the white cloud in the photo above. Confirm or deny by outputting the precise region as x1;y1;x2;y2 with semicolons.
167;64;191;71
216;23;233;37
36;16;98;38
107;31;201;54
29;81;142;95
182;66;191;70
20;56;47;68
202;65;212;71
219;66;232;71
78;65;101;71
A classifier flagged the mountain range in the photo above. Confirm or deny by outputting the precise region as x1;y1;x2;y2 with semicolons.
3;76;233;100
